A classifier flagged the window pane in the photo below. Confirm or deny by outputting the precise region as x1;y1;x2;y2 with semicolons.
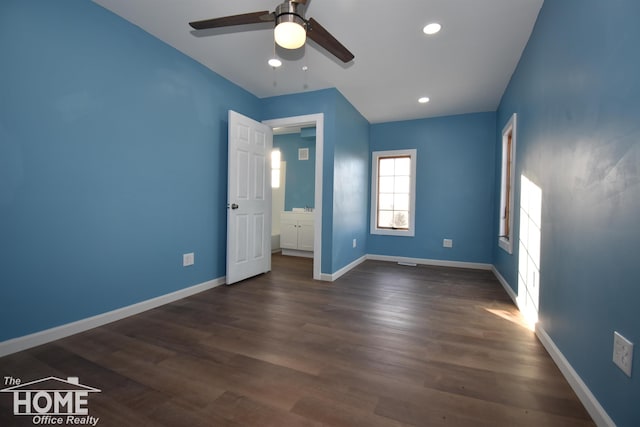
378;210;394;228
379;193;394;210
379;176;394;193
394;176;410;193
392;211;409;228
395;157;411;175
379;158;395;176
394;193;409;210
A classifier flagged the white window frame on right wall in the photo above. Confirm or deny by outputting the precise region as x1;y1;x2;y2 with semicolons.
499;113;517;253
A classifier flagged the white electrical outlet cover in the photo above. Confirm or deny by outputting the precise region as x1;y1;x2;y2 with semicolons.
613;331;633;377
183;253;194;267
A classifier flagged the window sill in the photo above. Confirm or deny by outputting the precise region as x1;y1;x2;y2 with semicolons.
371;228;415;237
498;237;513;254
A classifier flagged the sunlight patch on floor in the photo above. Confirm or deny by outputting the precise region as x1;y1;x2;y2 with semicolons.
484;307;536;331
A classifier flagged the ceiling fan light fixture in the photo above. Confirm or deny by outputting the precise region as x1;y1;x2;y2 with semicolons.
274;1;307;49
188;0;353;63
274;19;306;49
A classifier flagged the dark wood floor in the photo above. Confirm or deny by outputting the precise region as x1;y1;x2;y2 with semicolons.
0;254;594;426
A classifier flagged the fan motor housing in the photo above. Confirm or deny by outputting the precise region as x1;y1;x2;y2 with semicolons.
275;1;307;27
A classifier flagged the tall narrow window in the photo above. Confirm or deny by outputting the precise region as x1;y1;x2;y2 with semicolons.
271;149;281;188
499;113;517;253
370;149;417;236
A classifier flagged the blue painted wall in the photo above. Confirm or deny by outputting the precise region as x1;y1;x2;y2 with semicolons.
273;132;316;211
331;94;370;272
494;1;640;425
369;113;496;263
0;0;261;341
262;89;369;274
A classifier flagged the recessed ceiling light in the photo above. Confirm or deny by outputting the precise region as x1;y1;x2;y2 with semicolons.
268;58;282;68
418;97;430;104
423;23;442;35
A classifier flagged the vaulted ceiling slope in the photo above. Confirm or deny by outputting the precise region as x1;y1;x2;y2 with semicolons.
92;0;544;124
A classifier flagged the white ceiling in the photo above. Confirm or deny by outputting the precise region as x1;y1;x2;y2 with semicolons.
92;0;543;124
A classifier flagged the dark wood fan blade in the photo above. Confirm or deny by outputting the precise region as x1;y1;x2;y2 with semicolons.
189;11;274;30
306;18;354;63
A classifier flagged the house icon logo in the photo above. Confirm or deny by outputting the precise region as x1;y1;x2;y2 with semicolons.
1;376;100;425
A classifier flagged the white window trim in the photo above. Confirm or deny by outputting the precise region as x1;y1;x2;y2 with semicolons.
498;113;517;253
370;149;417;237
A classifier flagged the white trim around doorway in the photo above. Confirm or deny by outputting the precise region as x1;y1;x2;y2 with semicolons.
263;114;324;281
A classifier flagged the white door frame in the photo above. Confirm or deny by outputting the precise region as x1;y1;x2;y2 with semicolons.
263;113;323;280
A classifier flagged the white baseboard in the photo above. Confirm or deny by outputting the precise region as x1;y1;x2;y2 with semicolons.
367;254;492;271
535;326;615;427
491;266;519;307
0;277;225;358
321;255;367;281
281;249;314;258
319;254;491;282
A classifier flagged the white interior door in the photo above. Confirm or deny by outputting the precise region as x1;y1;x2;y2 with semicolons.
226;110;272;284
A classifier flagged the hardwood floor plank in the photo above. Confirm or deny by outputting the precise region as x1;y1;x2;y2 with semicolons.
375;395;593;427
292;394;406;427
147;397;245;427
156;353;305;412
204;391;323;427
421;360;591;416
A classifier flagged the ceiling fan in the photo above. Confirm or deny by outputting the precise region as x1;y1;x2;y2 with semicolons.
189;0;354;63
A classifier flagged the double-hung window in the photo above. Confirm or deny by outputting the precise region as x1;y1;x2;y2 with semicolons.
370;149;417;236
499;114;516;253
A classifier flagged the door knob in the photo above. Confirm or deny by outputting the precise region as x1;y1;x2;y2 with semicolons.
231;203;239;210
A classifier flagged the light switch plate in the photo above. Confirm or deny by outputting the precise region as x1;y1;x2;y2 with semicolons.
443;239;453;248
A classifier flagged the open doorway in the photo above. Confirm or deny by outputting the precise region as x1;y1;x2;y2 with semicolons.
263;114;324;280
